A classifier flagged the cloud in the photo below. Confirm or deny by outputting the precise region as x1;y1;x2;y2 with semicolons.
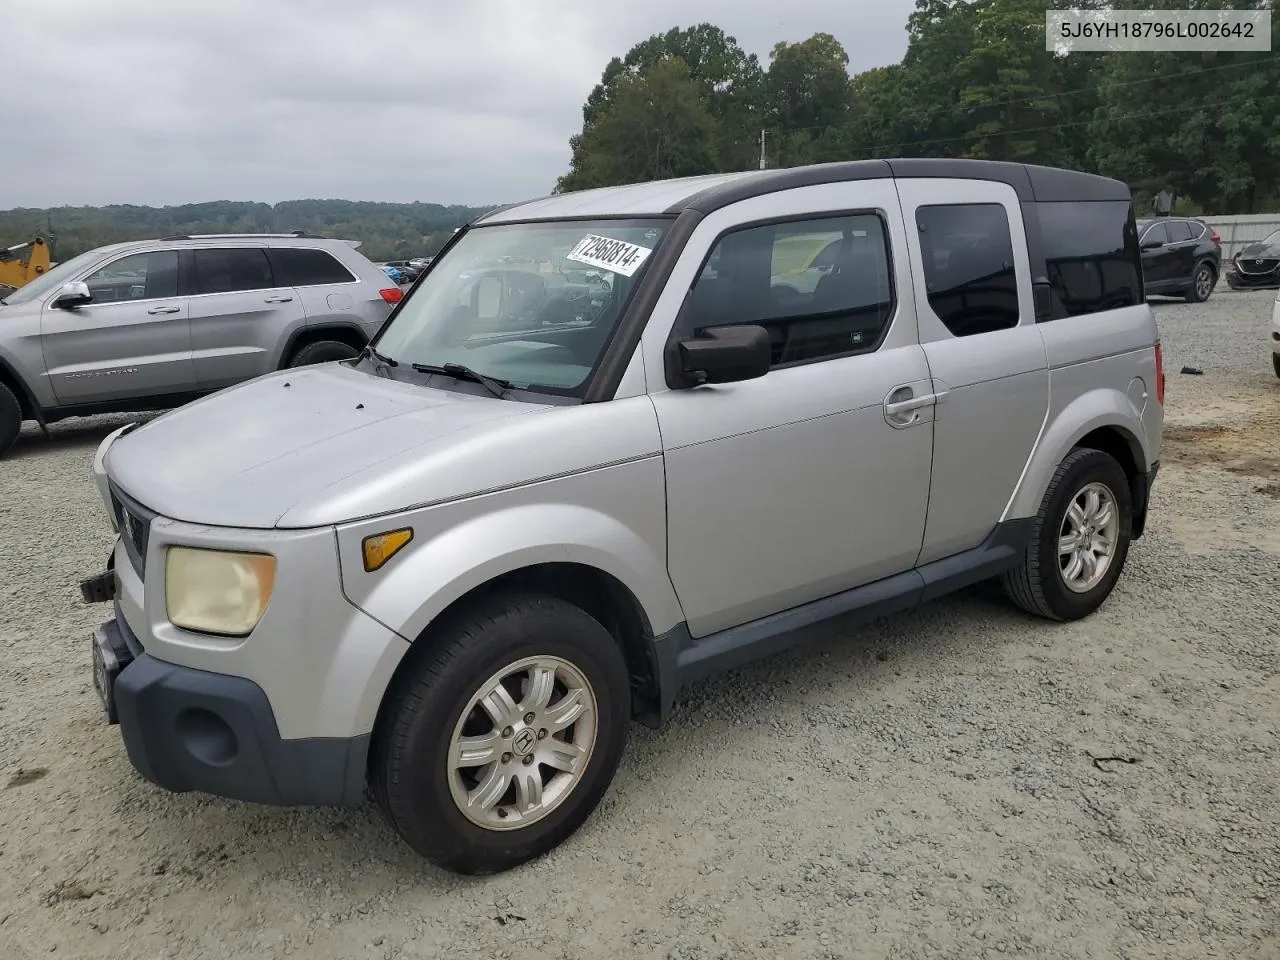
0;0;912;208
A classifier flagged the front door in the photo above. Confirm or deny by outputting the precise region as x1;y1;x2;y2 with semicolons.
645;181;936;637
40;249;193;405
892;179;1049;565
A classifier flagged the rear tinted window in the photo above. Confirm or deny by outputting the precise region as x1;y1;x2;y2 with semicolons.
1038;201;1143;319
270;248;356;286
1165;220;1194;243
916;203;1020;337
192;248;275;295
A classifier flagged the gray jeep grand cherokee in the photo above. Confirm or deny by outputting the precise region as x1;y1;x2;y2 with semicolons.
81;159;1164;875
0;232;402;456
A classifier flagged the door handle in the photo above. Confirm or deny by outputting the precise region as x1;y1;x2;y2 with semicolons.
147;306;181;315
264;295;293;303
884;394;936;416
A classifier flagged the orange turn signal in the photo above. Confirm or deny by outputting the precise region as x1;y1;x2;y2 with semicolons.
362;528;413;571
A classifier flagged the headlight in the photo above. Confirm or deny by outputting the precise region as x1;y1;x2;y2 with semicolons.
165;547;277;637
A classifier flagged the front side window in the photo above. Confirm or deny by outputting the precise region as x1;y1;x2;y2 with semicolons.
374;219;669;397
916;203;1020;337
1;248;103;306
1038;200;1143;319
682;214;895;366
83;251;179;304
192;248;274;295
1141;222;1169;247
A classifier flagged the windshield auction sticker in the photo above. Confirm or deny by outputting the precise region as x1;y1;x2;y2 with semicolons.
566;235;653;277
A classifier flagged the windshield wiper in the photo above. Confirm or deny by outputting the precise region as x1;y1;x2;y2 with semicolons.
358;344;398;367
411;362;512;399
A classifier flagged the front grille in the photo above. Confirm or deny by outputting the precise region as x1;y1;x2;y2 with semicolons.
1236;257;1280;275
108;484;155;580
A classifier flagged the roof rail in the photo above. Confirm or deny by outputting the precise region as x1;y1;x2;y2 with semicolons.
158;230;313;241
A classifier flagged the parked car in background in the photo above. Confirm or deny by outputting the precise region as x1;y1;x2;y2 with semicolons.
381;264;406;284
408;256;433;272
1136;217;1221;302
1227;227;1280;290
82;158;1162;875
0;232;403;457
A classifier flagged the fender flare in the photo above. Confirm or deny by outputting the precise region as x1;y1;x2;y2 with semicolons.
277;322;369;368
1003;388;1150;522
0;354;45;424
337;501;685;653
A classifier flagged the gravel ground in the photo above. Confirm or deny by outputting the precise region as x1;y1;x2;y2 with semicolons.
2;288;1278;960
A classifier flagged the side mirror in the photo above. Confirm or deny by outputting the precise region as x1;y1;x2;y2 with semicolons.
675;324;772;386
52;281;92;308
1140;238;1163;250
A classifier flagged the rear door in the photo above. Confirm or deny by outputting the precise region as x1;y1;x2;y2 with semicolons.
1138;221;1175;290
40;249;193;405
893;178;1048;565
185;246;308;391
1162;219;1198;284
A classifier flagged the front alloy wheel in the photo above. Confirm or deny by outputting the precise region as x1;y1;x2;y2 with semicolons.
448;655;598;830
371;592;630;875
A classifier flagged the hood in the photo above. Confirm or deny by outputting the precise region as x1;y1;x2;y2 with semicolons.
103;363;551;529
1237;241;1280;260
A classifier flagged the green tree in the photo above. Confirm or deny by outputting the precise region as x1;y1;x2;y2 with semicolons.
557;58;719;192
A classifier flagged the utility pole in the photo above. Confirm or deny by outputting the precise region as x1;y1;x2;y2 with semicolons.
759;129;767;170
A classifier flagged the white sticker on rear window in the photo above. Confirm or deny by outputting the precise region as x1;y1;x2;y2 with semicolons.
565;234;653;277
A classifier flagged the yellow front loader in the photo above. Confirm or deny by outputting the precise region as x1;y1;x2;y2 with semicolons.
0;237;52;295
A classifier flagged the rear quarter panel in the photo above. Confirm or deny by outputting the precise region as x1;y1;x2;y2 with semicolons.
1004;304;1162;521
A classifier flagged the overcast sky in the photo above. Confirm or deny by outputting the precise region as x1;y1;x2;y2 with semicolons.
1;0;913;210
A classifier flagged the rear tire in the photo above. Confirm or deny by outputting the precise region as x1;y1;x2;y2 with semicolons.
1002;447;1133;622
1273;354;1280;380
370;592;631;875
287;340;360;367
1185;262;1215;302
0;381;22;458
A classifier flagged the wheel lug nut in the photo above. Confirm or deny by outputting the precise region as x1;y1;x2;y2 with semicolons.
501;726;513;738
537;729;547;740
524;712;536;724
522;755;535;766
501;752;512;764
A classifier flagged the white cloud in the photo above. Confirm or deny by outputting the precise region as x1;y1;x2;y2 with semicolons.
0;0;912;208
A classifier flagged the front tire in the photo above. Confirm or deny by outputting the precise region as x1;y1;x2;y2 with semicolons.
1002;447;1133;621
370;592;631;875
0;381;22;458
287;340;360;367
1185;262;1216;302
1273;354;1280;380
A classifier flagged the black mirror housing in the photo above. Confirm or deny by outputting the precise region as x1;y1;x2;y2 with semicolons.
675;324;772;386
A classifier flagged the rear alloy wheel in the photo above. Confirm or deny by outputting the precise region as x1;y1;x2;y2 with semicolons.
371;592;631;875
287;340;361;367
1185;262;1216;302
0;381;21;458
1002;447;1133;621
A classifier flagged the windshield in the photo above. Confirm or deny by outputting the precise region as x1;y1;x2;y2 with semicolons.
1258;228;1280;249
1;249;103;305
374;218;669;397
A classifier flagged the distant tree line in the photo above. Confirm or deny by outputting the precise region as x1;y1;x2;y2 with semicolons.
0;199;493;263
557;1;1280;215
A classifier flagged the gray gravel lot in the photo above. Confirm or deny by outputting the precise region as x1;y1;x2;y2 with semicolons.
1;288;1278;960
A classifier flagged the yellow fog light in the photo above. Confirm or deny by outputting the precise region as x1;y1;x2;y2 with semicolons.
165;547;277;637
362;528;413;571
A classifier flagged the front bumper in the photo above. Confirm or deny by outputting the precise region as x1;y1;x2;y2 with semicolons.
1227;267;1280;288
98;607;370;807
